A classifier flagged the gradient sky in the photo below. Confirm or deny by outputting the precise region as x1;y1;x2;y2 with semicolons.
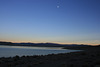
0;0;100;45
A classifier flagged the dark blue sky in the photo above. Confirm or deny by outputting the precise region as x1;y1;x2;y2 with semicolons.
0;0;100;45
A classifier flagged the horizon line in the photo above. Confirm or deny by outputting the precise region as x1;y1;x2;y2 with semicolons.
0;40;99;46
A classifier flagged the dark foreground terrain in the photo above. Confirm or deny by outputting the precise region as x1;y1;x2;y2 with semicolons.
0;46;100;67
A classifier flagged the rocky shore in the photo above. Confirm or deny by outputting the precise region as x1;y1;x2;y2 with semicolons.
0;46;100;67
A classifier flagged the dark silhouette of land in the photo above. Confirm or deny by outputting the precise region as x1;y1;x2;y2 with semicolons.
0;41;100;67
0;41;91;47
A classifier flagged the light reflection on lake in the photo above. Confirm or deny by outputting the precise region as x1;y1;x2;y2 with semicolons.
0;45;80;57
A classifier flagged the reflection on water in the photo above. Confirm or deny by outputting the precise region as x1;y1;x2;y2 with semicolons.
0;45;80;57
0;45;63;50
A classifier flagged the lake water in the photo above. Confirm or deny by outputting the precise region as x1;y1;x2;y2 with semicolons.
0;45;80;57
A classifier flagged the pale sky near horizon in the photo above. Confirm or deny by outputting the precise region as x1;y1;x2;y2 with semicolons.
0;0;100;45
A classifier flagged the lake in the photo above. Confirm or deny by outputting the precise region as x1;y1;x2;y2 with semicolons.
0;45;80;57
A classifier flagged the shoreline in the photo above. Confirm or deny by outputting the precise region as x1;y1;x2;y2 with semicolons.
0;45;81;58
0;46;100;67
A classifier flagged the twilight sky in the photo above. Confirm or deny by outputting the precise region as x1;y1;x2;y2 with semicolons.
0;0;100;45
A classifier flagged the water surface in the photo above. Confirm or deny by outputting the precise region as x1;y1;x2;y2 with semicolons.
0;45;80;57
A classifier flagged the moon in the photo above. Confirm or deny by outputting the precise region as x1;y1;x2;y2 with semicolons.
57;6;60;8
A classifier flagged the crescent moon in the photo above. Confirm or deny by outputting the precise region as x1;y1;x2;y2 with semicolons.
57;6;60;8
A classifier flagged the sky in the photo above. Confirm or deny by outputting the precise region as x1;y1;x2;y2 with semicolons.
0;0;100;45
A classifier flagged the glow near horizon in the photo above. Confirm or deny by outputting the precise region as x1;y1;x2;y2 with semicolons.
0;0;100;45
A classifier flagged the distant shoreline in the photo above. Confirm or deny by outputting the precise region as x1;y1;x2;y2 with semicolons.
0;41;94;47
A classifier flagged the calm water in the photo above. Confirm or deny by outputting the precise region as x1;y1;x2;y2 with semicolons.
0;45;80;57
